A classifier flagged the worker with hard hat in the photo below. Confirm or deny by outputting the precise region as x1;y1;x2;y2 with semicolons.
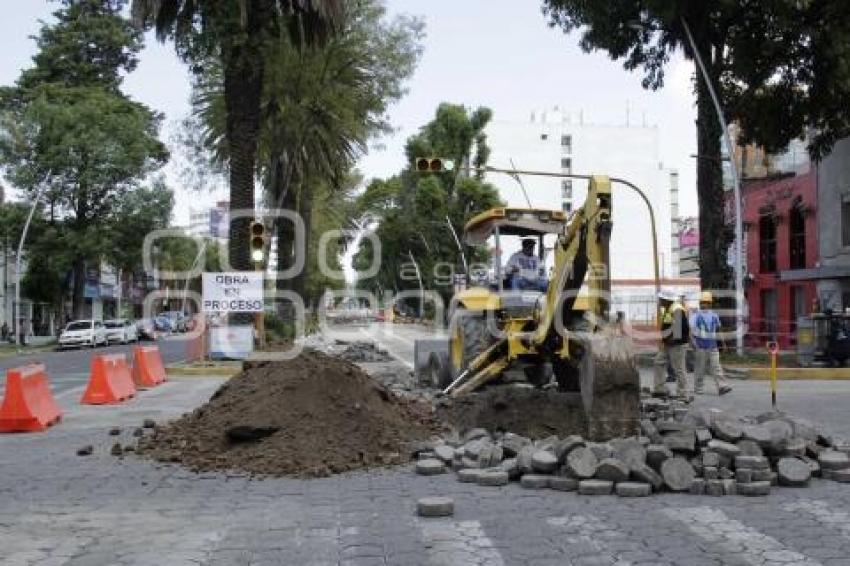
691;291;732;395
653;289;691;400
506;238;547;291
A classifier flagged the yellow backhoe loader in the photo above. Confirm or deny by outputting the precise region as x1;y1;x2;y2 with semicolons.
415;175;642;439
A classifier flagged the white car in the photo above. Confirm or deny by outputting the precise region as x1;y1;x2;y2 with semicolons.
104;319;139;344
58;320;108;350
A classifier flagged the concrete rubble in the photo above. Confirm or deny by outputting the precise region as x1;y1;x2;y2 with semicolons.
413;395;850;497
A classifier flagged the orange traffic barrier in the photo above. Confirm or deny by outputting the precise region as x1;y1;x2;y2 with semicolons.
80;354;136;405
132;345;167;388
0;363;62;432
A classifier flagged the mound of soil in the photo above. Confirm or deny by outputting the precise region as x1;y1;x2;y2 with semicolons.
137;349;440;477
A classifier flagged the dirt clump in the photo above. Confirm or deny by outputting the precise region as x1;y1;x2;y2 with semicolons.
137;349;440;477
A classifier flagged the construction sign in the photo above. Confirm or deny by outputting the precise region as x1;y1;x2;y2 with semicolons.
202;272;264;313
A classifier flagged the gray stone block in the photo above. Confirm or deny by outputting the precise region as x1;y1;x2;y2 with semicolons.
712;419;743;442
696;428;713;445
520;474;550;489
477;470;510;487
578;479;613;495
531;450;558;473
549;476;579;491
661;457;696;492
736;439;764;457
702;451;720;468
752;469;773;482
777;457;811;486
707;439;741;458
738;481;771;496
819;450;850;470
463;428;489;443
457;468;482;483
706;480;724;496
689;478;705;495
832;469;850;483
719;467;734;480
722;478;737;495
780;437;807;458
517;445;536;474
415;459;446;476
595;458;630;483
663;430;696;453
499;457;521;480
565;446;598;479
478;444;504;468
615;482;651;497
736;468;753;483
417;497;454;517
703;466;718;480
586;442;614;460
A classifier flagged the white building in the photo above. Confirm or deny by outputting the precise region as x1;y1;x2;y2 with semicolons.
485;107;675;281
188;200;229;240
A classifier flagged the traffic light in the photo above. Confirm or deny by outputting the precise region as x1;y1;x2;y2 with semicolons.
249;220;266;264
414;157;454;173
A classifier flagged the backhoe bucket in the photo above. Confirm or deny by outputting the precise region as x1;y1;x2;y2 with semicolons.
576;332;641;440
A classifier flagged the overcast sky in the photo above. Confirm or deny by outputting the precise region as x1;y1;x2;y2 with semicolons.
0;0;699;224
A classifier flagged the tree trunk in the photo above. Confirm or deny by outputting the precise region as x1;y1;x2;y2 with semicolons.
694;47;732;292
72;256;86;319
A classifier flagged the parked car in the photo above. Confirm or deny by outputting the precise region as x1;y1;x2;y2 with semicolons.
104;319;138;344
154;316;174;333
136;318;157;340
160;311;188;333
58;320;108;350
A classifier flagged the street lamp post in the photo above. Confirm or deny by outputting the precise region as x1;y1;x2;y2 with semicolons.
680;17;745;356
15;178;50;346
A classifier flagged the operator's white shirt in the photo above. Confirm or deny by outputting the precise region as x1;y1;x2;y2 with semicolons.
505;251;541;280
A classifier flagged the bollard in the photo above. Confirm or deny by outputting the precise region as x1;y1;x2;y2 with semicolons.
766;341;779;408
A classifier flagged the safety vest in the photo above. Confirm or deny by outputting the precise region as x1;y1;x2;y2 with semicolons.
661;301;686;324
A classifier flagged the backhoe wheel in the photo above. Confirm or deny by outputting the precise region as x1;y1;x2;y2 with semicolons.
448;310;496;380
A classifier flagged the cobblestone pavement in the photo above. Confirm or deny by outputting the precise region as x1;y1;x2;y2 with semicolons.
4;374;850;565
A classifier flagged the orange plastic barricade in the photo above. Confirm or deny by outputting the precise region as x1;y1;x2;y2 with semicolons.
132;345;167;388
80;354;136;405
0;363;62;432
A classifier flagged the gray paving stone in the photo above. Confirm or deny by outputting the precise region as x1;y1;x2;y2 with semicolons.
416;496;454;517
705;479;724;496
735;455;769;470
477;469;509;487
577;479;613;495
456;468;482;483
434;445;456;464
595;458;630;482
712;419;743;442
415;459;446;476
819;450;850;470
660;457;696;492
548;476;579;491
777;457;812;486
646;444;673;470
630;463;664;491
520;474;550;489
565;446;598;479
737;481;771;496
531;450;558;473
615;482;651;497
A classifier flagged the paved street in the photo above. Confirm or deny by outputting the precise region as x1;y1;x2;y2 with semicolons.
0;336;190;397
2;323;850;565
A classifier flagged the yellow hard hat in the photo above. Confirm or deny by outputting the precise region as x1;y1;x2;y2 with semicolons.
699;291;713;304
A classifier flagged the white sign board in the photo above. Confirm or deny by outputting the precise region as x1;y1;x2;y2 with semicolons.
202;272;264;313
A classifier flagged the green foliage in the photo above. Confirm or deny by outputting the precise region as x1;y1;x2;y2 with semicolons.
354;103;503;307
0;0;170;316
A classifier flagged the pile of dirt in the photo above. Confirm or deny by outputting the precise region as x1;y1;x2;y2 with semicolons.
137;349;441;477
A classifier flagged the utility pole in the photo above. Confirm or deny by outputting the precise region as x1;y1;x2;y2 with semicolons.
407;250;424;320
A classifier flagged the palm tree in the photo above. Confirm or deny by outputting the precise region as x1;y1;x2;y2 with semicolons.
131;0;344;273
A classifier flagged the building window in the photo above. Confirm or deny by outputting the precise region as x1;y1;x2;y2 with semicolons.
761;288;777;339
791;286;805;333
789;202;806;269
561;180;572;199
562;202;572;213
759;214;777;273
560;157;572;173
843;197;850;247
540;133;548;141
561;134;572;153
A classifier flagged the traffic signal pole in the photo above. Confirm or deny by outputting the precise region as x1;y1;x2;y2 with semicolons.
250;220;267;350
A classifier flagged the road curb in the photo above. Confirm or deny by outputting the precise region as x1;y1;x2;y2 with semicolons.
731;367;850;380
166;365;240;377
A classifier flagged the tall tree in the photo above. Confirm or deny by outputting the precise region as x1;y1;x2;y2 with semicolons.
542;0;850;291
183;0;422;311
132;0;345;274
0;0;168;318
